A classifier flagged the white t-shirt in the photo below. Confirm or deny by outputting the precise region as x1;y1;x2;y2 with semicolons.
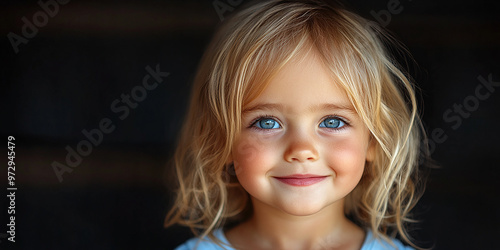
175;228;414;250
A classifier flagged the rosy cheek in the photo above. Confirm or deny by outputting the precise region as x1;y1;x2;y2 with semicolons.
232;134;275;177
324;136;367;178
233;137;260;168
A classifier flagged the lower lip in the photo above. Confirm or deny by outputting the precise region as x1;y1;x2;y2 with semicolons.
274;177;327;186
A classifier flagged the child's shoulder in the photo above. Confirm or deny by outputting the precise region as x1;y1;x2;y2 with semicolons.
174;228;234;250
361;230;415;250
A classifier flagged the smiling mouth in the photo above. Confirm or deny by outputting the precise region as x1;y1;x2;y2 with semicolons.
273;175;328;187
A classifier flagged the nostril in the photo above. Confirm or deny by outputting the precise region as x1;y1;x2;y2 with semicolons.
284;142;320;163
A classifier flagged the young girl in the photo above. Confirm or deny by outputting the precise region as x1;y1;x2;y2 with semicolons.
166;0;427;249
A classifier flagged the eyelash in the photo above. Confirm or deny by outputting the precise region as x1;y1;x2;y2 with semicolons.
248;115;350;131
319;115;350;132
248;114;282;131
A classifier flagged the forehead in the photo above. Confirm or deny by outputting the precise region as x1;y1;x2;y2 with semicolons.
244;50;353;113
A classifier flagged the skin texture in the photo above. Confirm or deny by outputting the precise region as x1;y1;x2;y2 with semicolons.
226;50;374;250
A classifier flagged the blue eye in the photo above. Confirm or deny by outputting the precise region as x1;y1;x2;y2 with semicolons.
255;118;281;129
319;117;345;129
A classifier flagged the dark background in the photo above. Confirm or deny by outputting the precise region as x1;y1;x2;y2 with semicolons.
1;0;499;249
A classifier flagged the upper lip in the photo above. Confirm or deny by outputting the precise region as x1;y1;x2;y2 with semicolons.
274;174;328;179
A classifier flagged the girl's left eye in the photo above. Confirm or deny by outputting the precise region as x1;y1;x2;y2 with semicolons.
319;117;345;129
254;117;281;129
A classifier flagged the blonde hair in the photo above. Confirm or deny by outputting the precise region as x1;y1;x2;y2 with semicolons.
165;0;427;248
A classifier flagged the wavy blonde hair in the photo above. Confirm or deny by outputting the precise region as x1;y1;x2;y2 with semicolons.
165;0;427;248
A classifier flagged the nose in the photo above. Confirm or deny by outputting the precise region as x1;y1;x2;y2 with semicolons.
284;131;319;163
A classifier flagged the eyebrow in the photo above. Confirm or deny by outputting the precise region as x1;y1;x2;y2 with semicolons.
243;103;356;114
243;103;284;114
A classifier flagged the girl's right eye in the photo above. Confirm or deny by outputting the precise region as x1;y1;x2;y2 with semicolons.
253;117;281;129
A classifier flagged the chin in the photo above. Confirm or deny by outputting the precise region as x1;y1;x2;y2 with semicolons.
277;201;331;217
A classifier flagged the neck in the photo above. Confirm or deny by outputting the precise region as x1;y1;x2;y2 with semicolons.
238;198;363;250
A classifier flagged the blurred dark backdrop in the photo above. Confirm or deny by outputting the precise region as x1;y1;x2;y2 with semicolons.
1;0;499;249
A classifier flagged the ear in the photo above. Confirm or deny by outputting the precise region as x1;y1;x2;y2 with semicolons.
225;152;233;166
366;136;376;162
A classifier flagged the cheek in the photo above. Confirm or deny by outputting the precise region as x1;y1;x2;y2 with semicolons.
232;135;278;185
323;136;368;180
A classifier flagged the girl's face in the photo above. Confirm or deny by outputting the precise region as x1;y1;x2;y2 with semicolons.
231;51;374;216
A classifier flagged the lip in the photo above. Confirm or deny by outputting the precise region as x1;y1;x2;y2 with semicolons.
273;174;328;187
